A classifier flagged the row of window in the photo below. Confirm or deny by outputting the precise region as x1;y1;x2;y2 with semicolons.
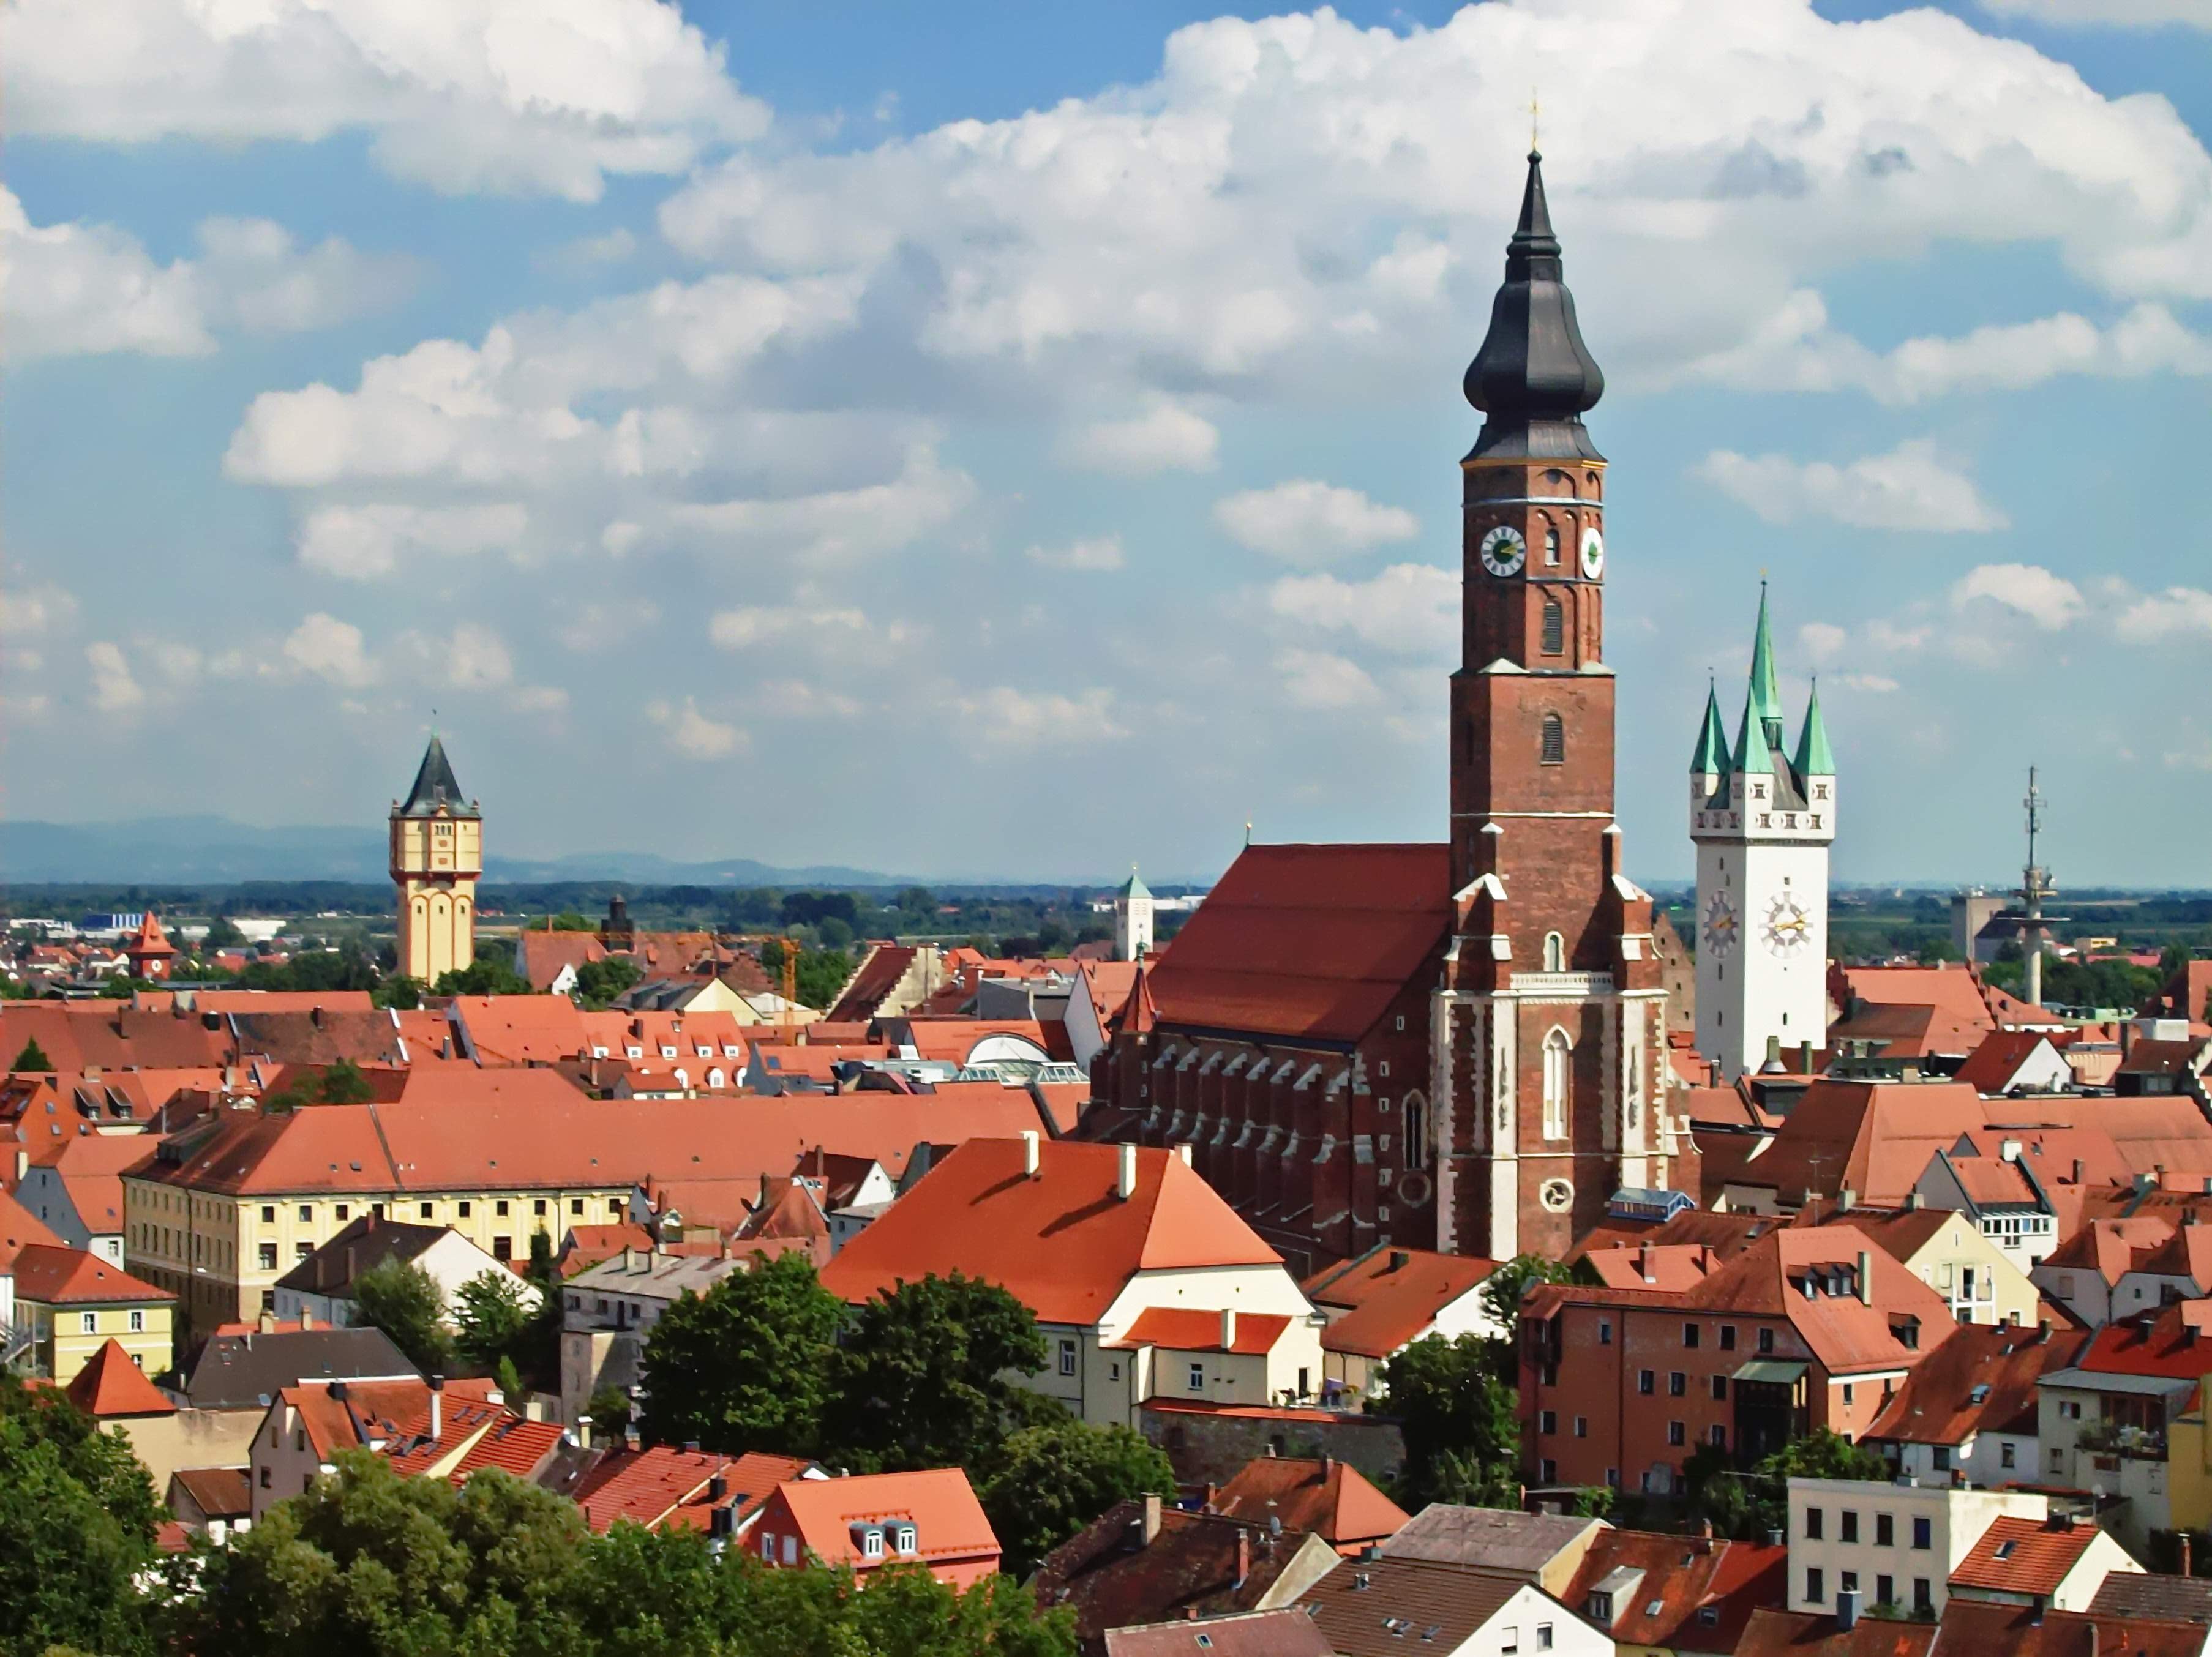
1539;1410;1725;1451
1805;1507;1932;1549
1804;1569;1933;1614
252;1195;617;1225
71;1310;147;1334
1589;1321;1780;1355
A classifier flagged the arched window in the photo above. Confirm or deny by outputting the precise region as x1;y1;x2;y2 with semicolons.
1540;713;1566;765
1542;1028;1572;1140
1543;932;1566;973
1542;597;1564;654
1403;1091;1429;1170
1543;527;1561;566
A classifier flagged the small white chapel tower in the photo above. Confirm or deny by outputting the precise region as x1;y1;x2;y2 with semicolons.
1690;587;1837;1078
1113;867;1154;962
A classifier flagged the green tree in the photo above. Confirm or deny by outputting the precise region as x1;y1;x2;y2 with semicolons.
318;1057;375;1104
203;915;247;949
1684;1429;1885;1541
825;1272;1049;1473
1479;1254;1580;1334
553;911;597;932
980;1419;1177;1577
455;1269;538;1377
372;973;424;1011
9;1036;54;1072
432;957;533;997
573;956;645;1010
792;946;855;1011
585;1382;634;1440
351;1258;454;1375
638;1251;844;1455
1370;1333;1523;1509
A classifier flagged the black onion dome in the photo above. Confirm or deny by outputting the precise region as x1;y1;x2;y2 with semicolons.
1464;151;1606;462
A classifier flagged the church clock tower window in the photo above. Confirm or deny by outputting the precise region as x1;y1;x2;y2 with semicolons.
1540;714;1565;765
1542;1029;1571;1139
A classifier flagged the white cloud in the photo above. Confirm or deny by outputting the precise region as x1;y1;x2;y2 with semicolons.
1214;481;1420;565
0;582;79;635
1835;672;1900;693
2116;585;2212;640
708;605;873;649
1798;621;1848;667
0;189;411;361
283;612;378;689
1696;439;2008;533
754;679;863;719
1274;648;1382;709
1981;0;2212;28
669;444;975;565
1059;402;1220;475
443;623;516;690
1950;563;2085;629
1265;564;1457;656
954;686;1128;751
296;503;527;580
509;684;570;714
544;228;639;270
558;598;661;651
84;643;144;713
647;696;744;757
4;0;768;202
1025;536;1126;572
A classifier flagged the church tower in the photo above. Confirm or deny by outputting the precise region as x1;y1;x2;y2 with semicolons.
390;735;482;983
1691;589;1835;1077
1434;151;1679;1260
1114;867;1155;962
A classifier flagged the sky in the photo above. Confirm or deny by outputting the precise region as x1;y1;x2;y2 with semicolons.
5;0;2211;888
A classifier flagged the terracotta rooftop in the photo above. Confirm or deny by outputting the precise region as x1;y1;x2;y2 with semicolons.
1299;1556;1536;1656
1866;1320;2088;1445
168;1466;252;1520
572;1446;814;1533
1300;1246;1501;1359
2075;1303;2212;1382
0;1186;67;1270
1111;1308;1294;1355
1955;1031;2064;1095
1559;1529;1788;1654
1209;1456;1408;1550
1102;1608;1332;1657
1034;1497;1320;1647
11;1243;172;1306
1378;1504;1599;1574
65;1338;176;1417
1734;1606;1938;1657
1950;1515;2104;1596
1928;1596;2206;1657
768;1468;997;1569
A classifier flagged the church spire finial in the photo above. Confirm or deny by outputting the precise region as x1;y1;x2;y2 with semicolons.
1464;147;1605;461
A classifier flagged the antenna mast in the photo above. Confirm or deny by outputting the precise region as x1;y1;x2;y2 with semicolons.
2020;767;2055;1008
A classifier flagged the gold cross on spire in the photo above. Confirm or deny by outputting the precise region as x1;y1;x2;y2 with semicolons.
1529;87;1540;153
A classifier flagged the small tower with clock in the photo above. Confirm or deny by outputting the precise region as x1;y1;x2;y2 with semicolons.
1690;588;1835;1079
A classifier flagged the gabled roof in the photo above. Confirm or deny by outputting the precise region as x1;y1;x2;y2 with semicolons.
1210;1456;1408;1549
181;1325;418;1410
1831;963;1998;1028
2089;1572;2212;1625
1950;1516;2104;1596
168;1467;252;1519
1735;1607;1938;1657
1300;1557;1538;1656
1379;1504;1598;1574
11;1243;171;1306
0;1186;67;1270
274;1214;451;1296
1300;1246;1500;1358
1560;1530;1787;1655
1725;1079;1991;1207
2074;1303;2212;1382
825;945;921;1024
2042;1217;2177;1285
1955;1030;2064;1095
1035;1497;1324;1639
448;995;590;1066
1140;843;1450;1044
768;1468;997;1567
1112;1308;1293;1354
1103;1608;1332;1657
66;1339;176;1417
571;1445;814;1533
1865;1320;2088;1445
819;1139;1283;1326
1929;1596;2205;1657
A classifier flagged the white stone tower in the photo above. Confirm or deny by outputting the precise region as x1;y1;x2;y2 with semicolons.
1690;587;1836;1078
1113;867;1155;962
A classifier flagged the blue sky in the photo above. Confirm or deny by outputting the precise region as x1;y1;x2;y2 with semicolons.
6;0;2211;886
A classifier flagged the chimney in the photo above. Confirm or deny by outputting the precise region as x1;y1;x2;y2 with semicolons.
1141;1494;1163;1544
708;1473;728;1503
1801;1039;1815;1073
429;1374;444;1442
1835;1588;1861;1631
1117;1143;1138;1200
257;1306;276;1334
299;1306;313;1331
1699;1517;1714;1553
1905;1191;1922;1211
577;1415;593;1451
2002;1139;2023;1163
1221;1307;1237;1350
1176;1143;1192;1166
2183;1532;2194;1579
1021;1130;1041;1178
1235;1528;1251;1585
1839;1188;1856;1213
1388;1251;1410;1273
2073;1159;2085;1185
1857;1251;1874;1306
12;1150;23;1183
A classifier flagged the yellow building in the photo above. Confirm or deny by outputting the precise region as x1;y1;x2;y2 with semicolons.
2168;1382;2212;1536
12;1243;174;1384
391;735;481;983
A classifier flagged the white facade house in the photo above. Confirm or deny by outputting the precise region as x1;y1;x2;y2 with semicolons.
1691;589;1835;1080
2038;1366;2192;1550
272;1220;539;1331
1786;1476;2047;1620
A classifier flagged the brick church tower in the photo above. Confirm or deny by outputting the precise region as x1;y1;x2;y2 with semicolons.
1434;151;1682;1260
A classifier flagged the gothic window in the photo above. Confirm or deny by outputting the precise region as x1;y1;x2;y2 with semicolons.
1542;598;1564;654
1543;528;1561;566
1542;932;1565;973
1542;1028;1571;1140
1540;713;1566;765
1404;1091;1429;1170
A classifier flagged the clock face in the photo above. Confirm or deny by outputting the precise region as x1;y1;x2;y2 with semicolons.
1479;524;1528;578
1701;891;1739;959
1763;895;1813;958
1580;526;1605;579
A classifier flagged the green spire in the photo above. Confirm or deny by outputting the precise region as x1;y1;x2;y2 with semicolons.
1732;691;1774;776
1690;682;1730;775
1794;678;1835;777
1747;582;1785;750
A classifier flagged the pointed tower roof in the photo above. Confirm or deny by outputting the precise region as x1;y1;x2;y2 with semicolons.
1690;683;1730;776
1117;866;1153;902
1746;584;1783;728
397;735;479;820
1732;693;1775;776
1464;150;1607;463
1794;679;1835;777
66;1337;176;1419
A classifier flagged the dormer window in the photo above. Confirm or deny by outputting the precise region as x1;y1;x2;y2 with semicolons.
860;1527;885;1558
895;1525;917;1554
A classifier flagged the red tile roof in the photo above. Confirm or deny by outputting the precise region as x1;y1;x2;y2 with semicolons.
65;1339;175;1417
572;1445;813;1533
0;1186;67;1270
1950;1516;2101;1596
1210;1456;1408;1549
1831;963;1995;1028
1560;1530;1787;1654
448;995;590;1065
1734;1607;1937;1657
1955;1031;2063;1094
1300;1247;1501;1359
12;1243;172;1306
2075;1303;2212;1381
765;1468;997;1570
1865;1320;2088;1445
820;1139;1283;1326
1112;1308;1294;1354
1141;843;1449;1042
1930;1596;2205;1657
826;946;922;1024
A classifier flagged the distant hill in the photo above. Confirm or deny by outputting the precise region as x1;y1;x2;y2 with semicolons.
0;817;915;888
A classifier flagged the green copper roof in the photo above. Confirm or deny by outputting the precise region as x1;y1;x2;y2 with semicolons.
1794;680;1835;777
1747;583;1784;738
1118;866;1152;901
1733;693;1774;776
1690;684;1730;775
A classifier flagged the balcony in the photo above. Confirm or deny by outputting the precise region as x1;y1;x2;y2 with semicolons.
1510;972;1616;997
2077;1419;2167;1460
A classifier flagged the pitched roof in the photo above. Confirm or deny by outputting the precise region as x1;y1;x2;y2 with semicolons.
66;1339;176;1417
1299;1556;1532;1656
825;945;922;1024
818;1139;1283;1326
1209;1456;1409;1549
1955;1031;2064;1094
11;1243;172;1306
1300;1246;1501;1358
1141;843;1450;1042
516;930;607;992
2042;1216;2175;1284
1559;1530;1788;1654
1929;1596;2205;1657
397;735;476;818
1103;1608;1332;1657
2088;1573;2212;1625
1734;1607;1938;1657
448;995;590;1066
274;1214;451;1295
1949;1516;2103;1596
770;1468;997;1567
1865;1320;2088;1445
229;1008;411;1068
1378;1505;1598;1573
1112;1308;1294;1355
1832;964;1996;1029
572;1446;814;1533
168;1467;252;1520
0;1185;67;1270
1034;1498;1321;1639
2074;1303;2212;1382
180;1325;418;1410
1722;1080;1992;1207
